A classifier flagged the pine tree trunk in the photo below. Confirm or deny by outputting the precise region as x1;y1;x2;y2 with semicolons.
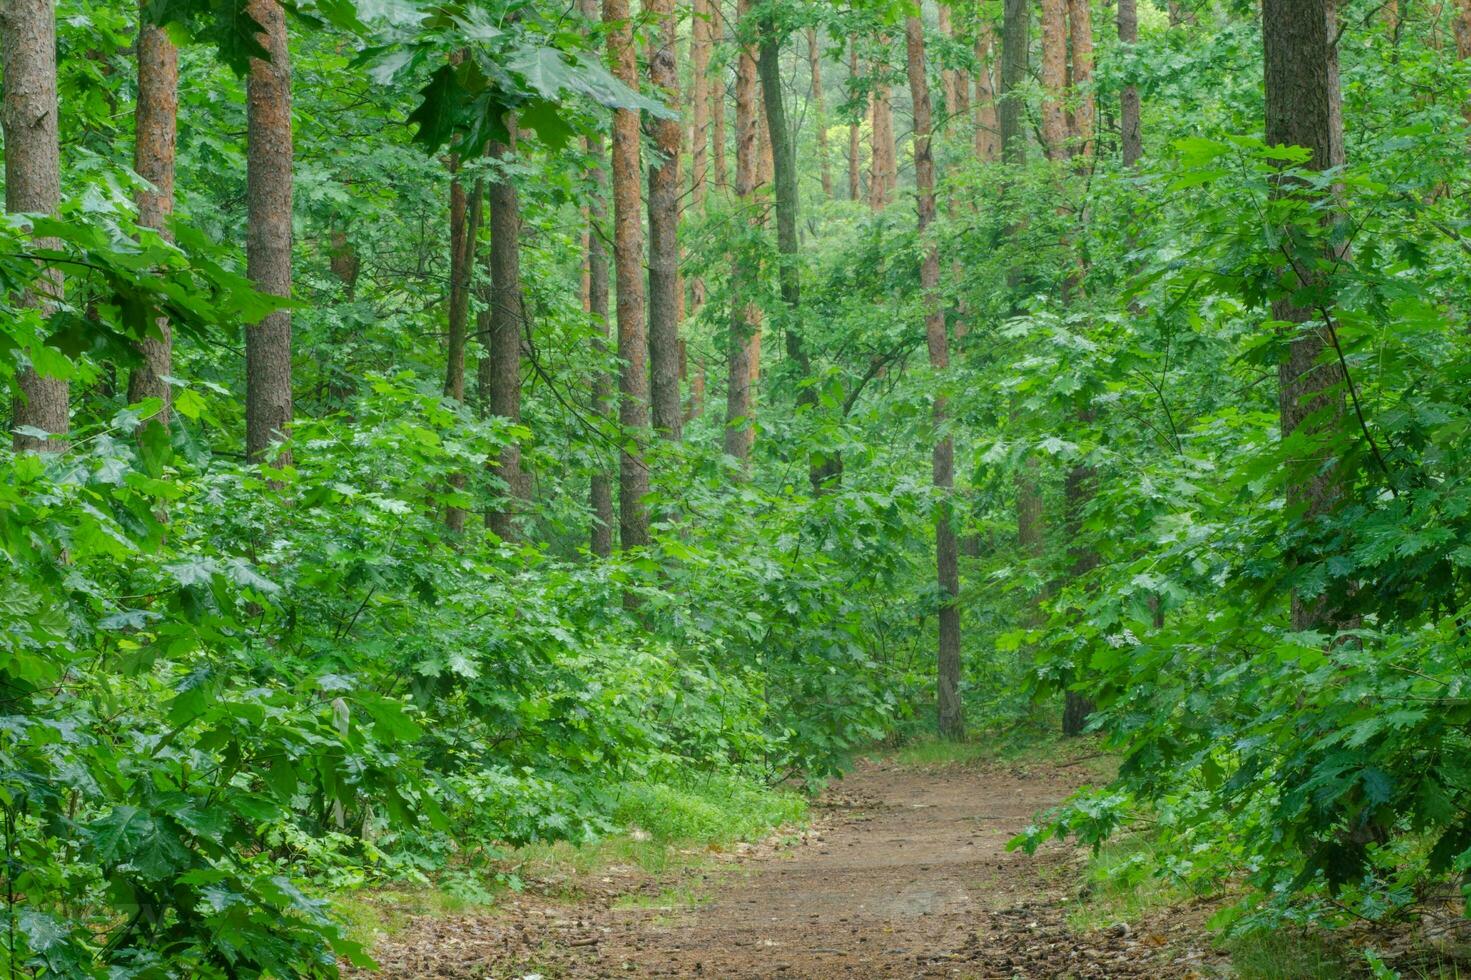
808;28;833;199
1000;0;1030;165
1118;0;1142;166
1067;0;1095;159
725;0;761;465
1264;0;1348;631
907;15;965;740
1039;0;1069;159
869;79;895;210
3;0;66;451
604;0;652;550
244;0;293;465
711;3;729;194
691;0;711;210
481;137;530;540
975;23;1002;162
128;2;178;429
647;0;683;442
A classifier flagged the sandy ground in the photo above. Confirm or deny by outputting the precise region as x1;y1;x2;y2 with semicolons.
353;755;1227;978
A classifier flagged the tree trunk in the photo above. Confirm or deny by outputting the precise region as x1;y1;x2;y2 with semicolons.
3;0;66;451
725;0;761;465
579;0;614;557
975;23;1001;161
808;28;833;199
605;0;652;551
1000;0;1030;165
445;159;483;532
244;0;293;465
907;15;965;740
128;2;178;429
1039;0;1069;159
869;75;896;210
481;138;530;540
647;0;683;442
1264;0;1348;631
691;0;712;211
848;41;863;201
1118;0;1142;166
711;3;729;194
1067;0;1095;159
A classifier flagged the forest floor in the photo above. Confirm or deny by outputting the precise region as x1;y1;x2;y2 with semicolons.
347;741;1237;978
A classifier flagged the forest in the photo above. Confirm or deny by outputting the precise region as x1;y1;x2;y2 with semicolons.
3;0;1471;973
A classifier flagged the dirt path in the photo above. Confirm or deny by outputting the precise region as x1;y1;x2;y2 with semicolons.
359;756;1224;978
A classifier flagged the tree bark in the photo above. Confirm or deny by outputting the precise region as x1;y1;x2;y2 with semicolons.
869;74;896;210
445;157;483;532
244;0;293;465
647;0;683;442
907;15;965;740
481;137;530;540
605;0;652;550
1061;422;1099;735
975;22;1002;162
691;0;712;211
711;3;729;194
1067;0;1095;159
808;28;833;199
1039;0;1069;159
128;1;178;429
3;0;66;451
1264;0;1348;631
1118;0;1142;166
725;0;761;465
1000;0;1030;165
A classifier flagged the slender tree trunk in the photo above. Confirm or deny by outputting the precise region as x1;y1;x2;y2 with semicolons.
1119;0;1142;166
647;0;683;441
691;0;711;210
445;160;483;532
584;146;615;556
848;41;863;201
907;15;964;740
128;2;178;429
1264;0;1348;631
1067;0;1095;159
870;74;896;209
975;23;1002;161
808;28;833;199
1000;0;1030;165
605;0;652;550
579;0;614;556
1039;0;1069;159
757;97;775;188
760;20;830;492
3;0;66;451
711;3;729;194
481;137;530;540
725;0;761;465
244;0;293;465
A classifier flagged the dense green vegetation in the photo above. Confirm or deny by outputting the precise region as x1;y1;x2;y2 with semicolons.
5;0;1471;972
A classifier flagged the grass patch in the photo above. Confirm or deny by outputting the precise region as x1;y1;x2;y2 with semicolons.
885;725;1115;776
337;768;807;940
1067;833;1194;932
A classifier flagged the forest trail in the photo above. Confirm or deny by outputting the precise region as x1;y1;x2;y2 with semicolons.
359;754;1225;978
